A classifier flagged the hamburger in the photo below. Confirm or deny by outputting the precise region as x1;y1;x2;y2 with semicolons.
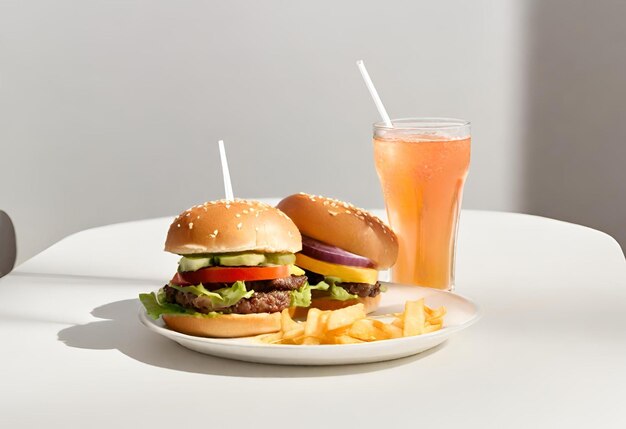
277;193;398;315
139;199;312;338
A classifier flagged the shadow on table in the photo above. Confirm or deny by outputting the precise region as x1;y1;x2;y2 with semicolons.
58;299;445;377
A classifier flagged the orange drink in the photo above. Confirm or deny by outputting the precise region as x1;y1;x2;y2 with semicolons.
373;118;470;290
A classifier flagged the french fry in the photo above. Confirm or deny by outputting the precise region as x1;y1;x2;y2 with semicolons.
282;326;305;341
403;299;425;337
259;298;445;345
380;322;403;339
258;332;283;344
281;308;300;332
335;335;365;344
423;323;443;333
348;319;374;341
323;327;350;344
303;308;324;338
427;306;446;320
326;304;366;331
427;317;444;326
425;306;446;326
319;312;331;334
348;319;390;341
391;318;404;329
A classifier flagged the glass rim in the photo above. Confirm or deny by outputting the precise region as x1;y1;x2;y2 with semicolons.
373;117;470;131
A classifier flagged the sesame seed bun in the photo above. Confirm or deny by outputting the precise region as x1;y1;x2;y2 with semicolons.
162;312;281;338
165;199;302;255
276;194;398;269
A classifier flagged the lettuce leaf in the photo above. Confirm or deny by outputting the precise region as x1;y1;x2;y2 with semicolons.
328;283;359;301
290;283;312;307
309;278;359;301
309;281;330;291
140;281;253;319
290;278;355;307
139;292;220;319
167;281;253;310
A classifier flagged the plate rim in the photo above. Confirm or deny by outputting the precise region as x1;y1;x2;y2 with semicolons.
138;283;481;349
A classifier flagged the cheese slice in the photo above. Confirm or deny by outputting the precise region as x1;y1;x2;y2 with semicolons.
295;254;378;284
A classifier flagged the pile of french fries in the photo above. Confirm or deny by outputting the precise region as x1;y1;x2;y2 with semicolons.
259;299;446;345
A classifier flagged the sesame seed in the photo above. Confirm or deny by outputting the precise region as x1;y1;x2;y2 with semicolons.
249;208;255;212
235;213;241;218
243;209;249;214
328;210;338;216
177;224;181;228
237;222;243;230
188;223;193;229
225;204;230;209
197;215;200;219
213;229;219;235
346;210;351;214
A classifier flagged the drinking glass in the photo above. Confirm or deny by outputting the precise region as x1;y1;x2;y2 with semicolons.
373;118;471;290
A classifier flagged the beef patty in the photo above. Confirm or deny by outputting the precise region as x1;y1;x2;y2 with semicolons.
304;269;382;298
163;275;307;314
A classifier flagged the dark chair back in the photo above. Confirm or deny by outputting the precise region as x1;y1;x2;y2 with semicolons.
0;211;16;277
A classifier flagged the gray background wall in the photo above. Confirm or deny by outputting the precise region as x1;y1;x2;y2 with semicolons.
1;0;623;265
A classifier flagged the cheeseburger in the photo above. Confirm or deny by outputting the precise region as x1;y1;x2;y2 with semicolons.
140;199;311;338
277;193;398;314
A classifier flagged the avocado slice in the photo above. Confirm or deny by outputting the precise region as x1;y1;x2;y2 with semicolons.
179;252;297;270
264;253;296;265
215;253;266;266
179;256;212;272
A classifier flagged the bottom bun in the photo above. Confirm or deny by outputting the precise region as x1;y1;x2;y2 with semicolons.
291;294;381;319
162;312;281;338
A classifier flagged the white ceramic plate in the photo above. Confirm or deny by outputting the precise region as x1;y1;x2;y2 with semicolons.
138;282;480;365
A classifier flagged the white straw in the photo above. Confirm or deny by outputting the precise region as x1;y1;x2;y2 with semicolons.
356;60;392;127
217;139;234;201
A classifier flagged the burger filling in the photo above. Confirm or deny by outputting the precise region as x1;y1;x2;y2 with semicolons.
163;275;307;314
304;270;382;299
141;252;317;319
293;247;384;302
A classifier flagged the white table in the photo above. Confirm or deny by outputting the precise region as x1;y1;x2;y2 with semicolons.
2;209;625;428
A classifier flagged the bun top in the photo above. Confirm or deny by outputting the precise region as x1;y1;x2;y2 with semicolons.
276;193;398;269
165;200;302;255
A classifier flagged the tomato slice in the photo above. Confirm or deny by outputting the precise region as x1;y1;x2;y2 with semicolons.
172;265;289;285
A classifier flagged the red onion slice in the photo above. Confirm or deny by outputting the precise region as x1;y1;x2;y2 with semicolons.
301;236;375;268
